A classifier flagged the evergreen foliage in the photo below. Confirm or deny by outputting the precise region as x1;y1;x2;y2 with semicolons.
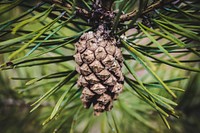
0;0;199;132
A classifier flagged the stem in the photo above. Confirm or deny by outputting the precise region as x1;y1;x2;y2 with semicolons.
101;0;115;11
120;0;177;22
42;0;90;18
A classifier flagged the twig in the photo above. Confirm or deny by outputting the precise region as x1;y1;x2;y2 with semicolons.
101;0;115;10
120;0;177;22
42;0;178;23
42;0;90;18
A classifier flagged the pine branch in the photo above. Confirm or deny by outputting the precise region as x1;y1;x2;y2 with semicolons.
1;0;199;131
42;0;90;18
120;0;178;22
101;0;115;10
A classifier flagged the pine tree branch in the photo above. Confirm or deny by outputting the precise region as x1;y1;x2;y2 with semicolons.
101;0;115;10
120;0;178;22
42;0;90;18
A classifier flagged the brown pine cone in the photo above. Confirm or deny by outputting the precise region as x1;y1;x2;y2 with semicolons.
74;25;124;116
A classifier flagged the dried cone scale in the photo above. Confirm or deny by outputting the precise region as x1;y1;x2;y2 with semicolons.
74;25;124;115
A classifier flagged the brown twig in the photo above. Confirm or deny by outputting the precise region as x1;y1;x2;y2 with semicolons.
42;0;90;18
101;0;115;10
42;0;177;23
120;0;177;22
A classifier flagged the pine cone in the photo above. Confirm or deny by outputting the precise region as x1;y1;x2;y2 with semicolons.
74;25;124;116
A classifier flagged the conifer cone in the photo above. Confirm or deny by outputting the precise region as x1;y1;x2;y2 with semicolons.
74;25;124;116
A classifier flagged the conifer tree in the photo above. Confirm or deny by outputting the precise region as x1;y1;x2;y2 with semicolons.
0;0;200;132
